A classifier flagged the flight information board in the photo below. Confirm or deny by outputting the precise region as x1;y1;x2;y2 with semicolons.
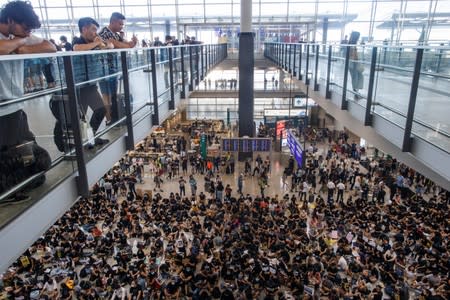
222;139;239;152
222;138;271;152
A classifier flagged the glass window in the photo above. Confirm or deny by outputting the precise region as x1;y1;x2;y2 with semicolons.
97;7;123;22
289;2;316;16
260;3;287;17
150;5;176;18
178;5;204;17
205;4;232;17
119;5;150;18
178;0;204;4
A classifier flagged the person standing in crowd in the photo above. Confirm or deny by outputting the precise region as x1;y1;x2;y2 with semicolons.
98;12;137;124
153;36;163;46
189;174;197;197
336;180;346;204
327;179;336;206
178;176;186;197
72;17;113;146
59;35;72;51
237;173;244;195
0;0;56;200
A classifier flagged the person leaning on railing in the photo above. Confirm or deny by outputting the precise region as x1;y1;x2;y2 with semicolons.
71;17;113;147
98;12;137;124
0;1;56;202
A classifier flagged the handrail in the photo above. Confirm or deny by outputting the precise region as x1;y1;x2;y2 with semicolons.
374;102;450;139
0;43;217;62
305;48;450;81
328;80;450;139
269;41;450;51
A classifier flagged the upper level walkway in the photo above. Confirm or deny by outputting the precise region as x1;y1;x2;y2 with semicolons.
265;43;449;190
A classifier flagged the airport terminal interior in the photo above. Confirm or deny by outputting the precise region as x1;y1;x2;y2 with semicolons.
0;0;449;299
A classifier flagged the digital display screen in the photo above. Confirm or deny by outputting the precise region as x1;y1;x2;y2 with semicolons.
222;139;239;152
255;139;271;152
287;130;303;168
222;138;271;152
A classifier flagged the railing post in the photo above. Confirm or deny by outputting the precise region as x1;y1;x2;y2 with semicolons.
305;44;310;85
298;44;303;80
341;46;350;110
288;44;292;73
120;51;135;149
200;45;204;80
402;48;423;152
62;56;89;197
364;47;377;126
168;47;175;110
292;44;297;76
150;49;159;125
325;45;332;99
180;47;186;98
195;45;200;85
189;46;194;91
204;45;208;74
314;44;320;91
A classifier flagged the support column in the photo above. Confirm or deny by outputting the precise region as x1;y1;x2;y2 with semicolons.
238;0;254;161
402;48;423;152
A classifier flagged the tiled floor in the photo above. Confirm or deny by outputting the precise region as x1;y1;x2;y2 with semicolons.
136;150;293;201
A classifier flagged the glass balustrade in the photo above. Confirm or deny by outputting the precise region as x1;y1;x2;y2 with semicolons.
0;43;227;227
265;42;450;154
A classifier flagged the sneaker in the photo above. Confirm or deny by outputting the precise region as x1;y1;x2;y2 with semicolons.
95;138;109;146
2;193;32;204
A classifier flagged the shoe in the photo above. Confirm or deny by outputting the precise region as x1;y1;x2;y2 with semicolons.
95;138;109;146
84;143;95;150
2;193;32;204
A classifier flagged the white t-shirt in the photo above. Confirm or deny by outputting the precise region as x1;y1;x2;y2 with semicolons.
0;33;44;116
338;256;348;272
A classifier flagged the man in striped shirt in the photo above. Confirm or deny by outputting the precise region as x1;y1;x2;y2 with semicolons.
98;12;137;124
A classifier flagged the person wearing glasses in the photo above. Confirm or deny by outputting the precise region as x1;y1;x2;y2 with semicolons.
0;1;56;202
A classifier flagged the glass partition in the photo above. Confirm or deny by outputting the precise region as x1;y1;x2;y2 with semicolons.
0;43;226;227
264;42;450;155
173;46;183;93
0;54;76;226
413;47;450;151
127;49;153;125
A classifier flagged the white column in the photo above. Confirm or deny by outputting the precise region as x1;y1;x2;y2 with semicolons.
241;0;252;32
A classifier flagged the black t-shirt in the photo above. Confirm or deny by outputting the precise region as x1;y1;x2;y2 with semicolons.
73;36;100;50
63;42;73;51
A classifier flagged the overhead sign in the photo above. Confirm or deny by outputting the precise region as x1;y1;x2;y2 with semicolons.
222;138;271;152
264;109;306;117
293;95;316;108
